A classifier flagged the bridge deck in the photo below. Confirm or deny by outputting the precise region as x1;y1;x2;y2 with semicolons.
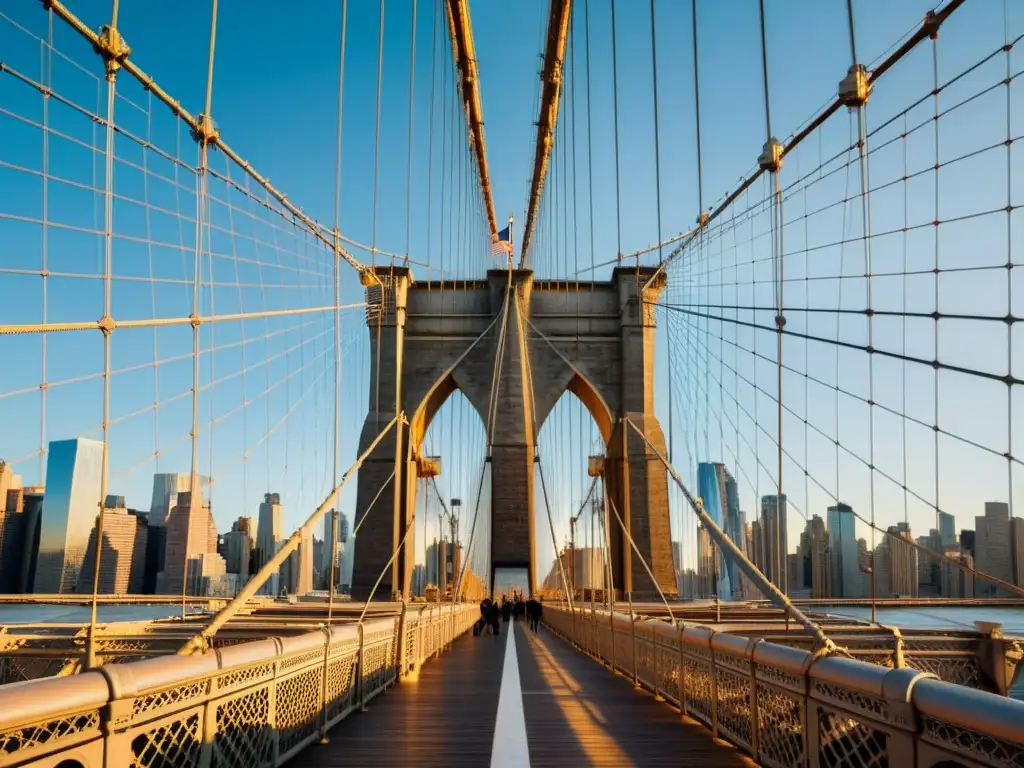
291;619;749;767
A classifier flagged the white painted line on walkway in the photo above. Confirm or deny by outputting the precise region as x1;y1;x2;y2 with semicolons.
490;620;531;768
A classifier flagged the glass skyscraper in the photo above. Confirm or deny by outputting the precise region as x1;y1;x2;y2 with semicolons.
34;438;104;593
827;503;861;597
938;511;956;549
697;462;732;600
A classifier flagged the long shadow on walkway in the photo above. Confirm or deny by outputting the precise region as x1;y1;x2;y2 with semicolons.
515;623;752;767
290;629;506;767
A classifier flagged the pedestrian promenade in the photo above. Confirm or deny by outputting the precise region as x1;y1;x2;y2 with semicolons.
290;618;749;767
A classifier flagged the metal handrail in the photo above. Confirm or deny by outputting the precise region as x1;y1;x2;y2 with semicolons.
0;604;478;768
544;605;1024;767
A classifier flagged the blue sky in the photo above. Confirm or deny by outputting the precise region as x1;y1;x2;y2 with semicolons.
1;0;1021;586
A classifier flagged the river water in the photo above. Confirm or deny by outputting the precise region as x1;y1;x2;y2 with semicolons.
0;604;206;625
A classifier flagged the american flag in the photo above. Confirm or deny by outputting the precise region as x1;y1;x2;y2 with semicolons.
491;225;513;256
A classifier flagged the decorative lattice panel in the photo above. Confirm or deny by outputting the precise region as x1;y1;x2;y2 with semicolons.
326;655;358;721
922;716;1024;768
682;656;714;725
212;687;273;768
818;708;888;768
133;681;209;717
714;666;753;750
280;649;323;672
756;683;805;768
812;680;889;721
130;714;201;767
903;655;981;689
0;711;99;754
217;664;274;692
275;667;321;755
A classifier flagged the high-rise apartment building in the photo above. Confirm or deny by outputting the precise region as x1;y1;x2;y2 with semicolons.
974;502;1011;597
75;506;148;594
34;439;104;593
827;503;861;597
149;474;210;527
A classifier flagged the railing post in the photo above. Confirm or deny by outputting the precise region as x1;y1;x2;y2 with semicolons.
356;623;368;712
395;601;408;679
709;633;719;739
628;592;639;688
677;622;687;719
318;624;332;744
748;638;762;763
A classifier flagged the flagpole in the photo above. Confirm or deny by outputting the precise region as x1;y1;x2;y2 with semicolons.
508;213;515;268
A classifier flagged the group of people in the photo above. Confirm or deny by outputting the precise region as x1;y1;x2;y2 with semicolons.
474;592;543;636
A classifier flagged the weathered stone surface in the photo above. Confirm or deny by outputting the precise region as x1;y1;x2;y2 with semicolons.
351;266;677;600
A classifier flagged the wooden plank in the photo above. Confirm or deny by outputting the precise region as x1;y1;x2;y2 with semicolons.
289;629;506;766
514;623;752;767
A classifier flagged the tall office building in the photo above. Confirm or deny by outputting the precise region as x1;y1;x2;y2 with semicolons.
875;525;918;597
696;526;717;598
220;517;253;582
74;506;149;594
17;487;44;593
34;438;104;593
697;462;731;599
0;461;25;592
797;515;830;598
149;474;210;527
156;492;226;596
938;512;956;549
974;502;1011;597
283;527;314;595
916;529;943;595
1010;517;1024;587
827;503;861;598
146;473;210;590
255;493;284;596
758;495;788;593
940;551;975;598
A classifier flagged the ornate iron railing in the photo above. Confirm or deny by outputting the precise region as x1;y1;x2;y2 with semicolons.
0;603;477;768
545;605;1024;768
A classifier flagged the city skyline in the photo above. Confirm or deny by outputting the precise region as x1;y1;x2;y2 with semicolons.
0;0;1021;597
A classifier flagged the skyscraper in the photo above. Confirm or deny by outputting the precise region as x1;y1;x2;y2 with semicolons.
0;461;25;592
157;492;226;596
938;511;956;549
148;473;210;527
1010;517;1024;588
759;494;788;593
256;493;284;595
797;515;830;598
220;517;253;582
697;462;731;599
75;506;149;594
974;502;1011;597
827;503;861;598
875;525;918;597
18;487;44;593
34;438;104;593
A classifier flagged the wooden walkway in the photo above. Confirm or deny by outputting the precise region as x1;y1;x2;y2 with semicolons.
290;619;749;767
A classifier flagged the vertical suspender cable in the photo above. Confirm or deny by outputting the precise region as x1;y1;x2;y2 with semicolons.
404;0;418;265
328;0;349;633
609;0;622;262
87;0;124;670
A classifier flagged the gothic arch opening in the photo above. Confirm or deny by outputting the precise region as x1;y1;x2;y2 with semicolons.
412;385;489;600
534;388;608;599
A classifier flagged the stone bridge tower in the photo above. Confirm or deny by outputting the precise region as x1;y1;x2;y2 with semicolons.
350;265;677;601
